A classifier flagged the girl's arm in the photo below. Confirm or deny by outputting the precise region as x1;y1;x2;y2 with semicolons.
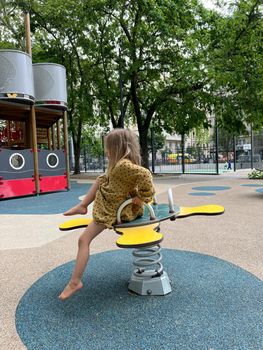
116;160;155;204
136;175;155;203
133;166;155;203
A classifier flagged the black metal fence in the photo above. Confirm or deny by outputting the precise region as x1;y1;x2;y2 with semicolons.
73;128;263;175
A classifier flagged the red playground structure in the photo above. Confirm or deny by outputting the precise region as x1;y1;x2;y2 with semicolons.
0;48;70;200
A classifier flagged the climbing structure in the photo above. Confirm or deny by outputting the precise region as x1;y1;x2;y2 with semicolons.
0;49;70;199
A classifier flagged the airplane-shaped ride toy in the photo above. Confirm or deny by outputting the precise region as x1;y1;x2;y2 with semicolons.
59;189;224;296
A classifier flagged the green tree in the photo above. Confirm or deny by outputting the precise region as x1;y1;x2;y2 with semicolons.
0;1;25;49
2;0;262;171
81;127;103;159
194;126;210;148
210;0;263;132
147;128;166;159
25;0;214;168
97;0;212;167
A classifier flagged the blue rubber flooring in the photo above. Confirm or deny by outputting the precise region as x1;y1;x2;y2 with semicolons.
16;249;263;350
188;192;216;196
192;186;231;191
241;184;263;187
0;181;91;214
256;188;263;193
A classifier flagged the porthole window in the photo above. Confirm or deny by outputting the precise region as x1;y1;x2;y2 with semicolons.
46;153;59;168
9;153;25;170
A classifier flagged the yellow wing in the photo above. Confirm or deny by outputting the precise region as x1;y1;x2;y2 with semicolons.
178;205;225;218
59;218;93;231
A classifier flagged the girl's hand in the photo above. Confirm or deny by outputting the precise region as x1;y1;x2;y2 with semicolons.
132;196;143;206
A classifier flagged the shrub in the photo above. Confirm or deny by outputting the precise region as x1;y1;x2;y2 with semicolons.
248;169;263;179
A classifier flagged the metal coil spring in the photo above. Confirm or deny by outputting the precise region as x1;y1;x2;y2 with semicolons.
132;244;163;278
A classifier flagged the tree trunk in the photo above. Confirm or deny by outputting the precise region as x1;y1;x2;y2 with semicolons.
73;119;83;174
139;128;149;169
74;142;81;174
130;72;150;169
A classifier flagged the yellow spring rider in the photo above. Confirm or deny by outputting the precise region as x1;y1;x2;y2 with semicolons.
59;189;224;296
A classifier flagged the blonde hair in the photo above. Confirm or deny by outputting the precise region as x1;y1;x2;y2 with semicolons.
104;129;141;170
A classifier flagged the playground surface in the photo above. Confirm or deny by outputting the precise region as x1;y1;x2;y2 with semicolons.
0;170;263;350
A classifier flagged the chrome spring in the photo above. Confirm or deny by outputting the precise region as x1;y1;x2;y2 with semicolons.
132;244;163;278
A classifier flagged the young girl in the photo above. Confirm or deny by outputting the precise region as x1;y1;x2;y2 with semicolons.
59;128;155;300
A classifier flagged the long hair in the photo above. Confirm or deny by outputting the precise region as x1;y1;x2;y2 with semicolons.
104;129;141;170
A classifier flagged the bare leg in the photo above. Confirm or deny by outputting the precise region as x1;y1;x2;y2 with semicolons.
59;221;106;300
63;178;100;216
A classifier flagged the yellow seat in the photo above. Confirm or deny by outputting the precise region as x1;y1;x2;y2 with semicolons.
115;223;163;248
59;219;162;249
178;204;225;218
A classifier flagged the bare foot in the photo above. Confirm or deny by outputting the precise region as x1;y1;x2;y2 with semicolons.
59;280;83;300
63;204;87;216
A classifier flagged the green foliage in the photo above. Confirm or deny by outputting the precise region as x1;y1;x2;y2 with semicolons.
194;126;210;147
1;0;262;170
147;129;166;154
218;128;235;151
0;1;25;49
83;0;219;166
81;128;103;158
248;169;263;179
210;0;263;132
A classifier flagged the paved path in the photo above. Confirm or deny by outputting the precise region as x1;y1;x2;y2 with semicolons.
1;170;262;350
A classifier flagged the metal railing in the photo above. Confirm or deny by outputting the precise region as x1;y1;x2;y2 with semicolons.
76;129;263;174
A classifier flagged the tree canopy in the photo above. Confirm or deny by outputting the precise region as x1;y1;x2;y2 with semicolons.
0;0;262;170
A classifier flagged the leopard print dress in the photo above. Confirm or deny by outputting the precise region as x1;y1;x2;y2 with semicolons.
92;158;155;228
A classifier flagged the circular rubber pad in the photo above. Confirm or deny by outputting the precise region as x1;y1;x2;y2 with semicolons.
16;249;263;350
